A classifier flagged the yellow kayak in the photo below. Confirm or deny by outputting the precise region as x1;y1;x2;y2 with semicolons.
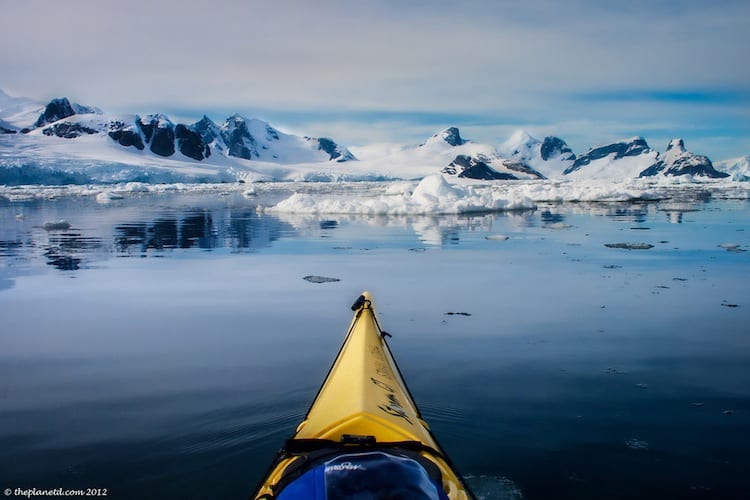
252;292;475;499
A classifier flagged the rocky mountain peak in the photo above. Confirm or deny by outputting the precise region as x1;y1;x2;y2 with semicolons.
666;138;686;153
640;139;728;178
540;136;575;161
423;127;466;147
34;97;97;128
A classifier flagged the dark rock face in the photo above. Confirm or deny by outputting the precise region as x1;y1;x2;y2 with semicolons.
137;116;156;143
221;116;258;160
42;122;98;138
443;155;517;180
108;121;145;150
192;116;220;156
150;125;175;157
34;98;76;127
565;137;652;174
308;137;355;162
424;127;465;147
540;136;575;161
264;124;279;141
441;127;465;146
501;159;545;179
639;139;729;178
637;163;663;177
316;137;340;160
136;115;176;157
193;116;217;142
665;157;728;177
175;124;210;161
1;126;17;134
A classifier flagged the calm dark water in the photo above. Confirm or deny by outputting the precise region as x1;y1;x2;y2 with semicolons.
1;187;749;499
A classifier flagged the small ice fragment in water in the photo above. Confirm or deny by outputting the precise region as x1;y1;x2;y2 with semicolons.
690;402;704;407
723;410;734;416
15;214;25;220
42;220;71;231
635;383;648;389
303;275;341;284
719;243;746;253
602;265;622;269
625;438;649;450
485;235;509;241
543;222;572;229
96;190;124;204
605;243;654;250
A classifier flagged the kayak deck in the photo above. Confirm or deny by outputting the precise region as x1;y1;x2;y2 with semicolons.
252;292;474;499
295;293;435;445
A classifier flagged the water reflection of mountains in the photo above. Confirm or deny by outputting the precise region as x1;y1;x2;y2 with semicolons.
115;209;289;254
1;208;295;273
1;197;722;274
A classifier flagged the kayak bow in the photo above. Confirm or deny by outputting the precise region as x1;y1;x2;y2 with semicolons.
252;292;474;499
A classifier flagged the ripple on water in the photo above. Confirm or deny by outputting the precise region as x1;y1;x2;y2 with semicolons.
464;474;524;500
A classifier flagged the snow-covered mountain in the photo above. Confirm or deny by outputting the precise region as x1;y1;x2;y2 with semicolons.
0;89;747;185
34;97;101;128
716;155;750;181
361;127;544;180
0;89;44;132
562;137;658;180
442;154;518;180
639;139;728;178
0;90;360;183
498;131;575;179
196;113;355;164
421;127;466;148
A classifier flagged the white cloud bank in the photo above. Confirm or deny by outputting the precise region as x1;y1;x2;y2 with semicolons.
1;0;748;158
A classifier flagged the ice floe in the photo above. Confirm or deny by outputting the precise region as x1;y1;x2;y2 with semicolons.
266;175;536;215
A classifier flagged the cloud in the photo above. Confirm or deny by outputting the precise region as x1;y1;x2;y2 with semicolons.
1;0;748;159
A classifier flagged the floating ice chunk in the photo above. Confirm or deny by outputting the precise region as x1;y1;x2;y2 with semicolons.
605;243;654;250
543;222;573;230
42;220;71;230
485;235;510;241
303;275;341;283
96;190;124;204
266;175;536;215
719;243;746;253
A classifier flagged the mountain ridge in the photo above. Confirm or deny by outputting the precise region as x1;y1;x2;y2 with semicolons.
0;89;746;184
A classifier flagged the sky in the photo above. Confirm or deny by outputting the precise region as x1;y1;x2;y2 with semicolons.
1;0;748;160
